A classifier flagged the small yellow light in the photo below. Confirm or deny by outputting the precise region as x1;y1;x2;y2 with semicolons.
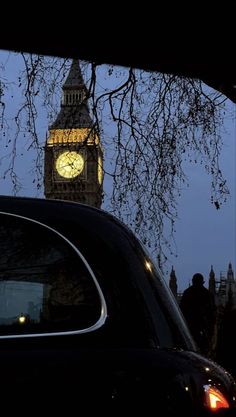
18;315;26;324
145;261;152;272
98;155;103;185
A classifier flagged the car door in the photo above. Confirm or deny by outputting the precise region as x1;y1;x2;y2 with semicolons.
0;212;110;404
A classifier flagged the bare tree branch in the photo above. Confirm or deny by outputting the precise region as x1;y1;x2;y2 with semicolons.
0;54;231;269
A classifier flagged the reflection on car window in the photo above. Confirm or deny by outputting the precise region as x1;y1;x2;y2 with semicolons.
0;213;103;336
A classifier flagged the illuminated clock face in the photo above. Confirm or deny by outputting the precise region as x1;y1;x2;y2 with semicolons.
98;155;103;185
55;151;84;179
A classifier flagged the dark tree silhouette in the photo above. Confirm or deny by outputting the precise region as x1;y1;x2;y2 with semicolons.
0;52;232;268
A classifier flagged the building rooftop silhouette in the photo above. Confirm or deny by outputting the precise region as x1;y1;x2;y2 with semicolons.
169;262;236;309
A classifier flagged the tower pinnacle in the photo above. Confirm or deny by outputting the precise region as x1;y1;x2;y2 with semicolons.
169;266;178;299
50;60;92;129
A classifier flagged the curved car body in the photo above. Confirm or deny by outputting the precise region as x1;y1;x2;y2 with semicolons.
0;195;235;415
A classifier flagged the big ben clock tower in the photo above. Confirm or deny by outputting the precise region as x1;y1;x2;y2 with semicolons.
44;60;103;208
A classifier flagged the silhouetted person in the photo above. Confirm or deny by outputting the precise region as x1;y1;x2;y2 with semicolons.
180;273;216;356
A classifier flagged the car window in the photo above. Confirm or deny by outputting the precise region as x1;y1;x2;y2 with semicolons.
0;212;106;337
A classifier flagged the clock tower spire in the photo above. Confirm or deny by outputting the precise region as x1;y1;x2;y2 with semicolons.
44;59;103;207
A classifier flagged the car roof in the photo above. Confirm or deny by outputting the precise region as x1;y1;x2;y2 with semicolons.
0;18;235;104
0;195;138;249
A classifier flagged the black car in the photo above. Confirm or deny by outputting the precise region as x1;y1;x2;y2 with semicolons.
0;195;235;415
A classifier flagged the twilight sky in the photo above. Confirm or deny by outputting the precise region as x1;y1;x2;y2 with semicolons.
166;116;235;292
0;51;235;293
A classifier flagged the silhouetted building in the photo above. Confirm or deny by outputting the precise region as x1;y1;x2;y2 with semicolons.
169;262;235;309
209;265;216;298
169;266;178;299
209;262;236;309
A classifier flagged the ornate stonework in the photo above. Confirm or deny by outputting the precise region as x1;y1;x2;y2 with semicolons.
44;60;103;208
